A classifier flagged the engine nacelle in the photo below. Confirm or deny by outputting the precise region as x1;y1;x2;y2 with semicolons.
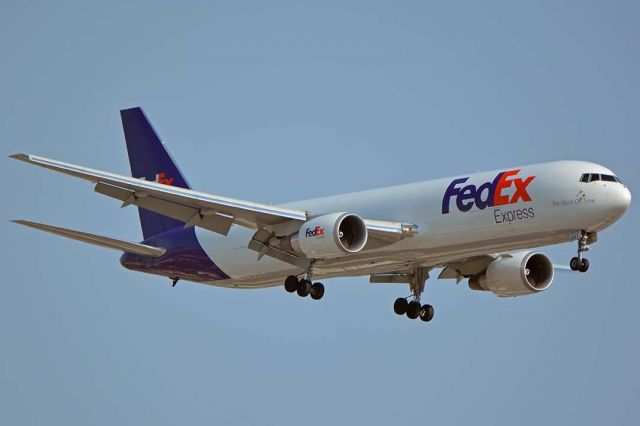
290;212;368;258
468;251;554;297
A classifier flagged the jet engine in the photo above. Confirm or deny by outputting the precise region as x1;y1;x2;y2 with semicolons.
284;212;368;258
468;251;554;297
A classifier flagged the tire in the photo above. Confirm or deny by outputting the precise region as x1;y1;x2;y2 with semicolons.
570;257;581;271
393;298;408;315
420;304;434;322
297;279;312;297
284;275;299;293
406;301;421;319
578;258;589;273
310;282;325;300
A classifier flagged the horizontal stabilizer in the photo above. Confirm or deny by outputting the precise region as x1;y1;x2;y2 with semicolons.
12;220;166;257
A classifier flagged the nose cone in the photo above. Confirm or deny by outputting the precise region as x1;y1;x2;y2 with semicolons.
610;185;631;216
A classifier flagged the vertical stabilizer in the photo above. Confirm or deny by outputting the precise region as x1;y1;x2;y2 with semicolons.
120;107;191;240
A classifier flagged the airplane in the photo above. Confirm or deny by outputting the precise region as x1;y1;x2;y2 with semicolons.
11;107;632;323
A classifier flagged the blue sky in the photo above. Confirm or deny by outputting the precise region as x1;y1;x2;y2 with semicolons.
1;1;638;424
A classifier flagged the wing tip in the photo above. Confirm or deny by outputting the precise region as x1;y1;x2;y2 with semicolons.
10;153;30;161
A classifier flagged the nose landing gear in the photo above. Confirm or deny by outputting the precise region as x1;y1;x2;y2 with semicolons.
392;267;434;323
570;230;594;273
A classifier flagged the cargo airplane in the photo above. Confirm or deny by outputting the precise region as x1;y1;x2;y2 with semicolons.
11;108;632;323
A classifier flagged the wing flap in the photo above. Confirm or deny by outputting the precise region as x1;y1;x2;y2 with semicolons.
94;182;234;235
12;220;166;257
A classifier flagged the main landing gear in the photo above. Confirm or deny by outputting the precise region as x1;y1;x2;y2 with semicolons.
570;230;593;273
284;274;325;300
393;267;434;323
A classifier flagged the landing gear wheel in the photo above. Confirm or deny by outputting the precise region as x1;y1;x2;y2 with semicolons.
578;258;589;273
420;304;434;322
406;301;421;319
297;279;312;297
572;230;594;273
310;282;325;300
570;257;581;271
393;298;408;315
284;275;299;293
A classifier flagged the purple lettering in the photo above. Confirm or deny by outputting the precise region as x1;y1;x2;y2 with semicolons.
456;184;476;212
442;178;468;214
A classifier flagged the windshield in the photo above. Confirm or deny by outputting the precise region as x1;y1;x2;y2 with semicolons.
580;173;622;184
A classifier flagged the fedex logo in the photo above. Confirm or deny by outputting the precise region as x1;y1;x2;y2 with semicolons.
155;172;174;185
442;169;535;214
141;172;175;185
305;226;326;238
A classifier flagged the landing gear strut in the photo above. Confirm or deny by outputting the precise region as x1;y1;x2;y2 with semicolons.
570;230;592;273
283;269;324;301
393;267;434;323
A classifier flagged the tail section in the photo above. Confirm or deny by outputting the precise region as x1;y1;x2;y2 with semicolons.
120;107;190;240
12;219;166;257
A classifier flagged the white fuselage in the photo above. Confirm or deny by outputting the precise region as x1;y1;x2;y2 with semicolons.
194;161;630;288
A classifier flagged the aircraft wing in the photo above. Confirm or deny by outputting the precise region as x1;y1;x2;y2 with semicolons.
11;153;308;234
11;154;413;244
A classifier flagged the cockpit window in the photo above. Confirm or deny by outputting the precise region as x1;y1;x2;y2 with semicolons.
580;173;598;182
579;173;622;183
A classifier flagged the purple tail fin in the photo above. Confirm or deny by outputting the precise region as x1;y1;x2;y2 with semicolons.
120;107;191;240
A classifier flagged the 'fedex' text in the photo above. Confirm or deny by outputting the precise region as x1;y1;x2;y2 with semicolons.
442;169;535;214
305;226;325;238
